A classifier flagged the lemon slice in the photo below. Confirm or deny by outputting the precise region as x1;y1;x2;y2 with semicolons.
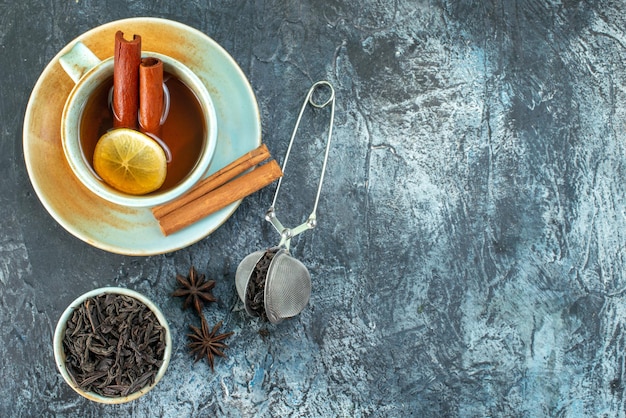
93;128;167;195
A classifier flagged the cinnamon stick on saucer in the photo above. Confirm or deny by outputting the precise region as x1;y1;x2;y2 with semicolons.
139;57;164;137
151;145;282;236
152;144;271;219
113;31;142;129
156;160;283;236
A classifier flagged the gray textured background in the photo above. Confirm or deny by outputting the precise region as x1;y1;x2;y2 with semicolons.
2;0;626;416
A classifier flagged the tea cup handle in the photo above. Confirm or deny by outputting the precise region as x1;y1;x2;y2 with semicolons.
59;42;101;84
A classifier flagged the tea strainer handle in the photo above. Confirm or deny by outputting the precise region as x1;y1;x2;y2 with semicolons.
265;80;335;250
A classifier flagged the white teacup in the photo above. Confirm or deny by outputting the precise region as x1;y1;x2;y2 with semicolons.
59;42;218;207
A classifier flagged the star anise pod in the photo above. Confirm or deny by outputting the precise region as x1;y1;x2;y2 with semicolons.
172;266;217;315
187;318;234;372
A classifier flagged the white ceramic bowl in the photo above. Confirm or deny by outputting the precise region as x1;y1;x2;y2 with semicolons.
53;287;172;404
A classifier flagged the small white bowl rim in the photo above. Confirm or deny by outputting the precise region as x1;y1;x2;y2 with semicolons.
53;287;172;404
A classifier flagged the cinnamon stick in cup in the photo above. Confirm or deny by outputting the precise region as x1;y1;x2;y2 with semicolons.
139;57;164;137
112;31;141;129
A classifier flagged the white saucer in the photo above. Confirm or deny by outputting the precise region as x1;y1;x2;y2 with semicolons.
23;17;261;255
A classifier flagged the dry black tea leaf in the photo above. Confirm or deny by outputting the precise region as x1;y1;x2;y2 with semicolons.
245;248;278;321
62;293;166;398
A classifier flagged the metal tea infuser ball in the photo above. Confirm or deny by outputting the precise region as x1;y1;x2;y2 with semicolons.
235;81;335;324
